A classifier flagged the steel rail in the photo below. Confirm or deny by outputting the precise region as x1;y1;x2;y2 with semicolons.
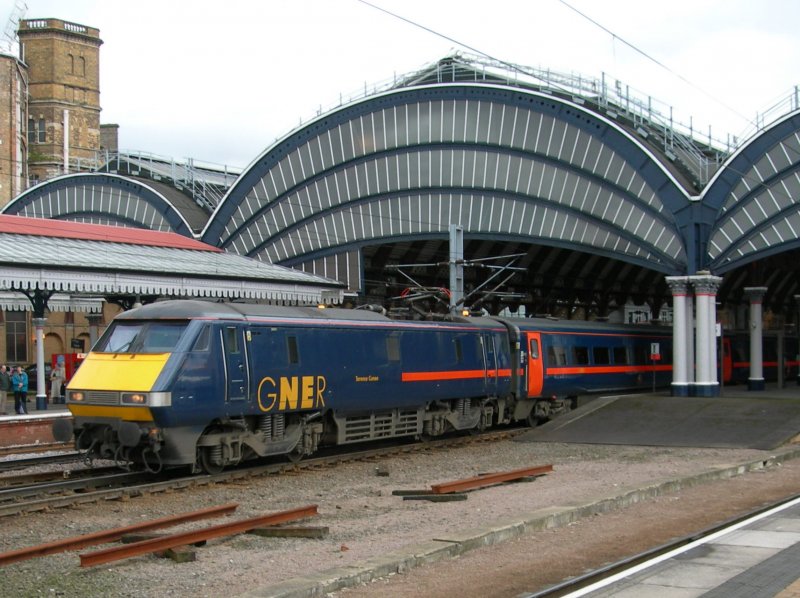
0;451;80;472
0;503;239;567
0;465;120;488
0;470;154;503
430;464;553;494
79;504;319;567
0;442;73;459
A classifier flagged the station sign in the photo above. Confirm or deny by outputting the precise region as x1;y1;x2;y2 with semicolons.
650;342;661;361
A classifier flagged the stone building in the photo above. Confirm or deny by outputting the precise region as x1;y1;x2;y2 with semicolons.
0;51;28;205
17;18;103;188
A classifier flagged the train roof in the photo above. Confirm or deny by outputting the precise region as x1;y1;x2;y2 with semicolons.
491;315;671;335
117;300;671;334
117;300;393;323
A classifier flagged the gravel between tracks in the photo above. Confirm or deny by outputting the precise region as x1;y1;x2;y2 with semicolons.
1;438;799;598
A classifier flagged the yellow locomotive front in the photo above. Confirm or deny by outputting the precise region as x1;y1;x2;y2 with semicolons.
53;318;188;472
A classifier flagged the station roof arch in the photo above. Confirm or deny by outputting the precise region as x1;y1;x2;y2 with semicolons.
703;110;800;306
2;172;204;237
202;83;694;305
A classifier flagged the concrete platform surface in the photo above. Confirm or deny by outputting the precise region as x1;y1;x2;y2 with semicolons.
579;499;800;598
518;388;800;450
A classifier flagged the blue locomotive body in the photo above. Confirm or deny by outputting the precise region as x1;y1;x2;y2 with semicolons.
54;300;672;473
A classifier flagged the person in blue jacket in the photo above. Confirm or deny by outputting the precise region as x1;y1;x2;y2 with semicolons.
11;365;28;415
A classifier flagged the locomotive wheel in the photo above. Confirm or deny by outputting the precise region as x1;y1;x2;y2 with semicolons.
286;446;304;463
198;426;226;474
199;446;225;474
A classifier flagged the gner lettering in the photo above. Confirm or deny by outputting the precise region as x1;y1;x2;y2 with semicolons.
257;375;327;412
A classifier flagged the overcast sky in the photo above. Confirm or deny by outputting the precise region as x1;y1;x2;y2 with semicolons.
4;0;800;169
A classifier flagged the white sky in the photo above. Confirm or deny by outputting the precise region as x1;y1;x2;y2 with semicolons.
4;0;800;169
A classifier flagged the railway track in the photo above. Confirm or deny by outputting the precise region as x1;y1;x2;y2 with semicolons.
0;451;81;473
0;465;122;489
0;442;73;460
0;427;526;518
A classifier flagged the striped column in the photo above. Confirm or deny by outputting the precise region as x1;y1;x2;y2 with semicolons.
689;274;723;397
666;276;690;396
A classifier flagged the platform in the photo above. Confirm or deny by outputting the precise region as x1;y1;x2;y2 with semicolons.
576;496;800;597
518;386;800;450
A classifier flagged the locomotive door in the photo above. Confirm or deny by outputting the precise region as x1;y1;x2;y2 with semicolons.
482;334;498;395
222;325;250;402
526;332;544;397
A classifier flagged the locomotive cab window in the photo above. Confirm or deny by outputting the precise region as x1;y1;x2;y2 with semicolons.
192;325;211;351
96;321;189;353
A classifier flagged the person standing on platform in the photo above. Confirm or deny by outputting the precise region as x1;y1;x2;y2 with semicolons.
11;365;28;415
0;365;9;414
50;358;66;405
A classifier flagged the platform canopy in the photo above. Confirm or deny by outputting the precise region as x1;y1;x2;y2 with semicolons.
0;214;344;311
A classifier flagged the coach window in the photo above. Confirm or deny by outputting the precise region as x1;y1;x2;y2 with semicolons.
613;346;628;365
454;338;463;363
593;346;610;365
529;339;539;359
547;345;567;366
634;345;648;365
572;346;589;365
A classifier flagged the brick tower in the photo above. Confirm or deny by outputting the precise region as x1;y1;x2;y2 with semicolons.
0;51;28;206
17;19;102;186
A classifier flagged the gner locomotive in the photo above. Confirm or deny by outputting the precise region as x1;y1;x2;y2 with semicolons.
53;300;672;473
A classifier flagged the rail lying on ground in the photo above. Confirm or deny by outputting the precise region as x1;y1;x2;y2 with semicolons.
0;503;239;567
79;505;319;568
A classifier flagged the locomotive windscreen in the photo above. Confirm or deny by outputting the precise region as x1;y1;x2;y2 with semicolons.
96;321;189;353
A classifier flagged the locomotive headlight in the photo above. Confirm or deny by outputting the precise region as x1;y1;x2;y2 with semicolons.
69;391;85;402
120;392;172;407
122;393;147;404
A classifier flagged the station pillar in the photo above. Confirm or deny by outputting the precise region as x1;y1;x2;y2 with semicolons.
33;317;47;410
744;286;768;391
689;274;722;397
666;276;690;396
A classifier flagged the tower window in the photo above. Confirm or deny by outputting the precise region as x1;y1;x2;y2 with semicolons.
38;118;45;143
